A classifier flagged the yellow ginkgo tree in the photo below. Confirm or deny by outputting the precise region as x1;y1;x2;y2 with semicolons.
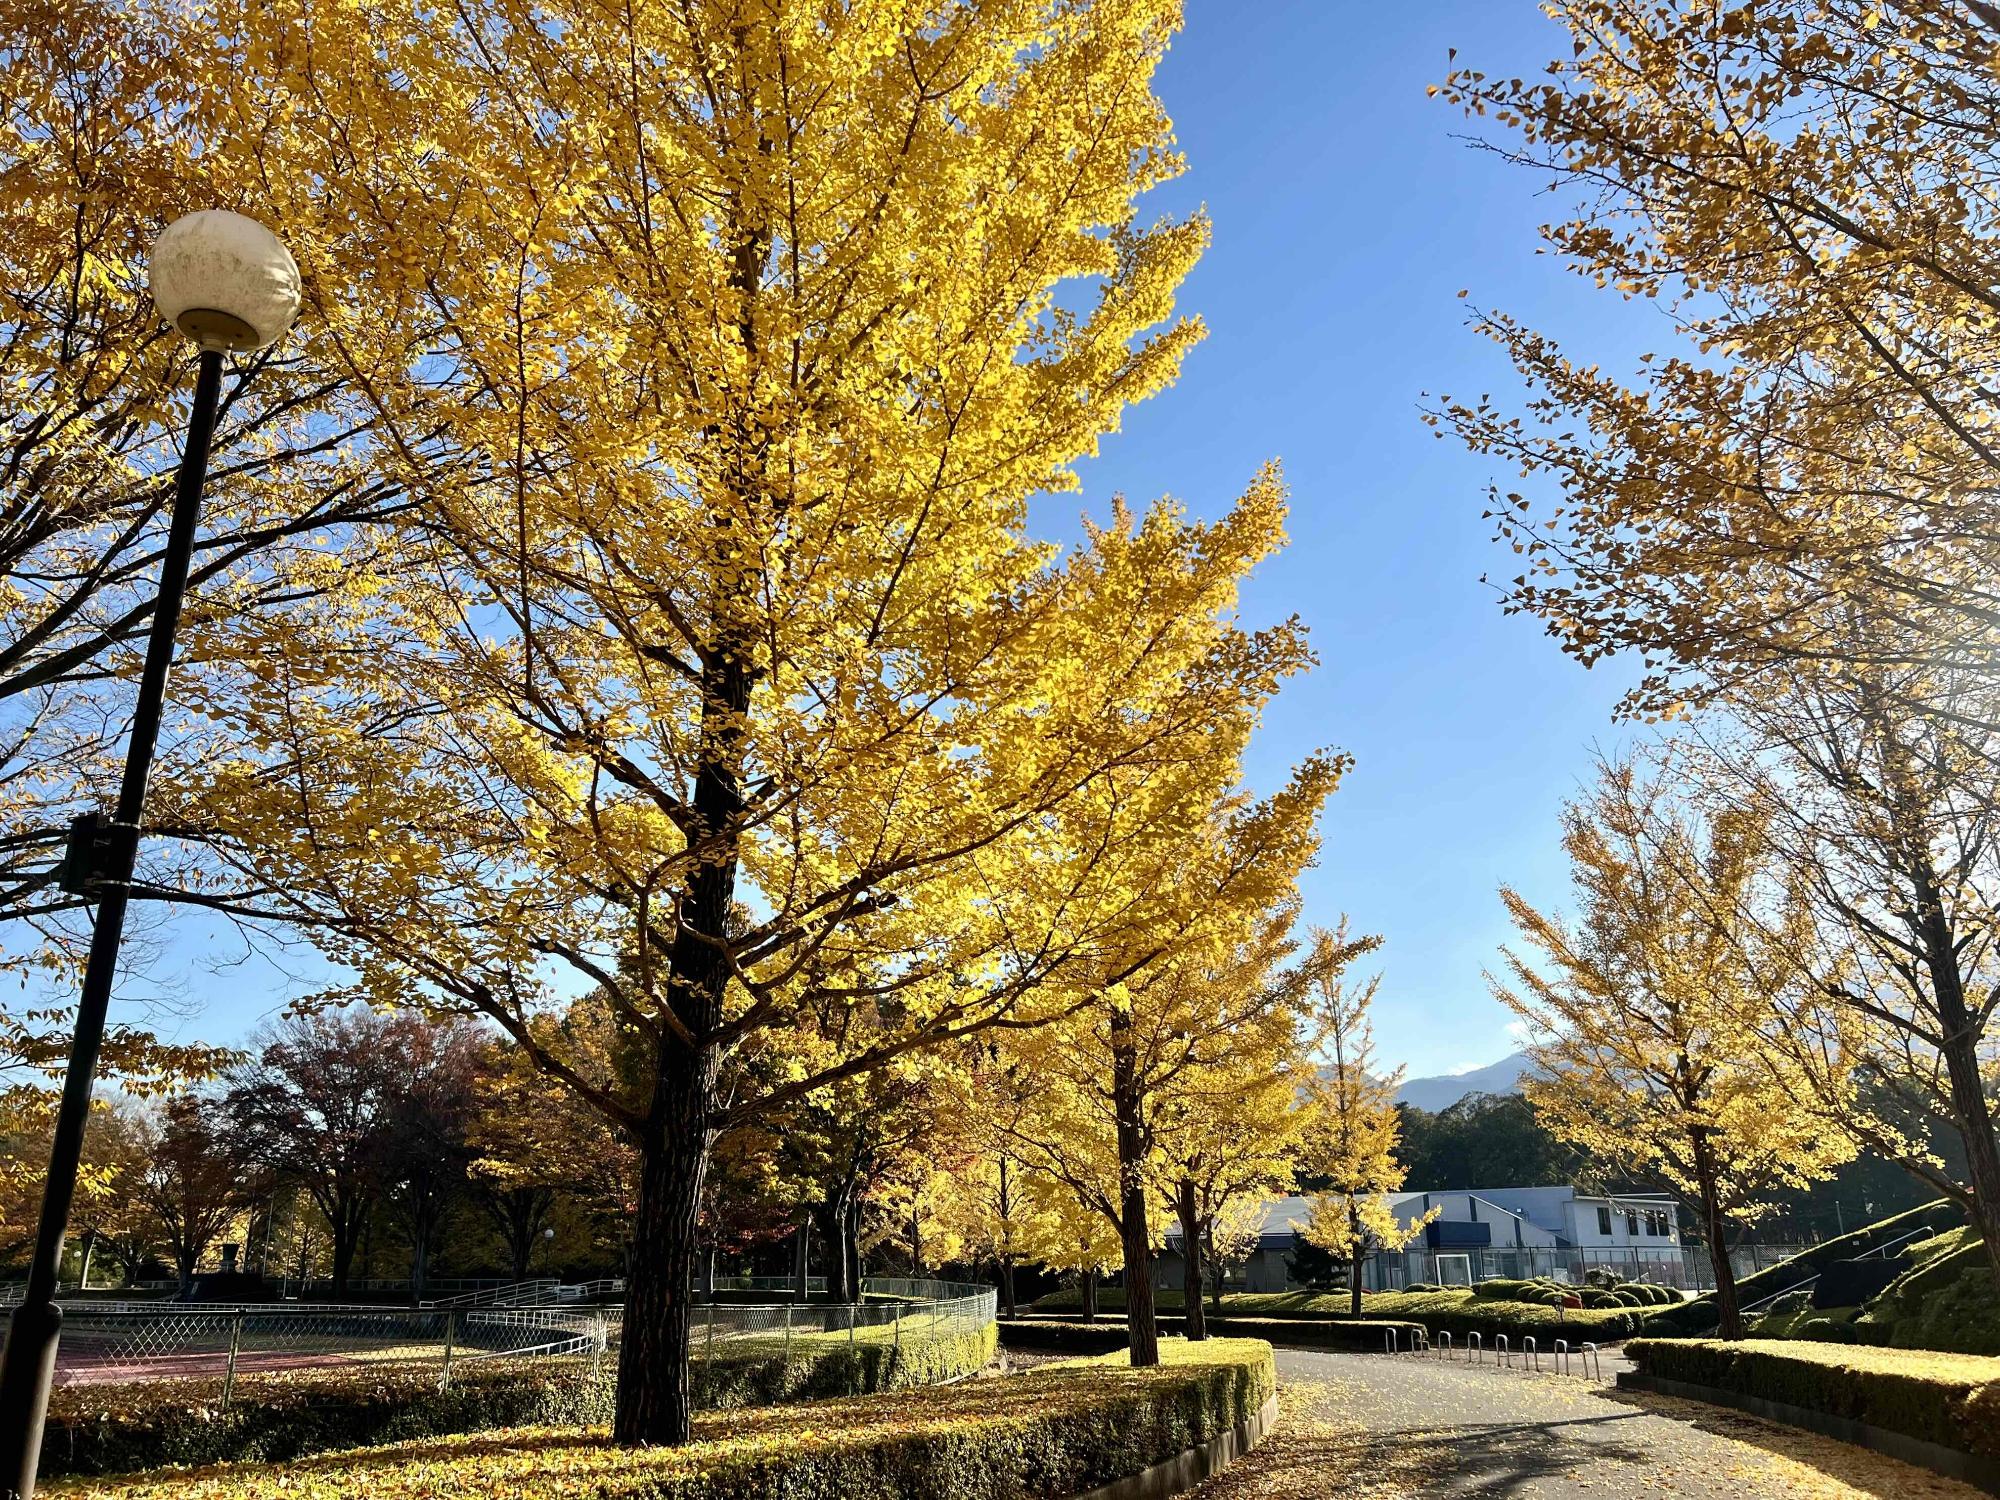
143;0;1313;1443
1296;921;1431;1318
1492;756;1852;1338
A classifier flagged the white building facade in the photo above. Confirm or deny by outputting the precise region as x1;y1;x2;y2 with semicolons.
1157;1184;1694;1294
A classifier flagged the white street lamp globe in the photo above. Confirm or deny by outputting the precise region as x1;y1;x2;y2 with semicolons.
149;210;301;352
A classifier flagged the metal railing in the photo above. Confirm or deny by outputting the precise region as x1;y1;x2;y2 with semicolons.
49;1303;608;1401
45;1276;995;1404
421;1279;561;1309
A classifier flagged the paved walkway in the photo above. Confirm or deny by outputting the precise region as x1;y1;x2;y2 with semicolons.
1190;1347;1984;1499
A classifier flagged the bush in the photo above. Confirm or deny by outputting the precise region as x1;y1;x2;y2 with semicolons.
43;1323;998;1479
1028;1286;1640;1341
1626;1337;2000;1459
1648;1201;1967;1337
41;1359;612;1481
1886;1265;2000;1356
1002;1316;1424;1355
998;1321;1128;1355
62;1338;1278;1500
1617;1284;1674;1307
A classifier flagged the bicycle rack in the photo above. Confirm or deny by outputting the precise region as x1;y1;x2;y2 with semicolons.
1436;1331;1454;1361
1579;1342;1603;1381
1523;1335;1539;1372
1384;1327;1398;1355
1496;1334;1511;1368
1468;1331;1484;1364
1411;1327;1431;1354
1554;1338;1569;1375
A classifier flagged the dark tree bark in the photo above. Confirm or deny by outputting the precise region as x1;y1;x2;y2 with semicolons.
1348;1202;1366;1319
818;1188;854;1303
611;645;751;1445
613;1039;722;1445
1177;1179;1207;1341
842;1191;863;1297
996;1155;1018;1318
331;1204;364;1296
481;1186;554;1282
1110;1013;1159;1366
1913;885;2000;1289
1080;1268;1098;1323
791;1221;810;1300
1689;1128;1743;1339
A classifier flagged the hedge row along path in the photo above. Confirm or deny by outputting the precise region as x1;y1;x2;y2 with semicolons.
1191;1347;1983;1498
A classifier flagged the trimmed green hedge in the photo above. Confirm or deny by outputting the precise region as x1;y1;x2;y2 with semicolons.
42;1359;612;1481
44;1324;998;1479
54;1338;1277;1500
695;1320;997;1409
1000;1316;1424;1354
999;1320;1130;1354
1647;1201;1967;1336
1626;1338;2000;1459
1029;1286;1640;1340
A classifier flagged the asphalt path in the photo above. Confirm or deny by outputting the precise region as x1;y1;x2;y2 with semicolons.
1186;1346;1985;1499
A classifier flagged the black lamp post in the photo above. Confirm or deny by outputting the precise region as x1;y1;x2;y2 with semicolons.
0;209;300;1500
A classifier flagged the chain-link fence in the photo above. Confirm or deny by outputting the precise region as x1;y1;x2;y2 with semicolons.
53;1303;609;1403
49;1277;996;1406
667;1277;997;1369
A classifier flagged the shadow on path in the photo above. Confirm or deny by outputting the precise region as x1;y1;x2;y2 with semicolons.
1601;1385;1976;1497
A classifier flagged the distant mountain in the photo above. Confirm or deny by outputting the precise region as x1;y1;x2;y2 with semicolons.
1395;1052;1539;1112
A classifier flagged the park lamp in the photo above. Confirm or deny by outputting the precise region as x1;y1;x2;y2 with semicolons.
0;211;299;1500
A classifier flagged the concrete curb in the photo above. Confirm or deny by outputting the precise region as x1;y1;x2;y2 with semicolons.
1066;1390;1280;1500
1618;1372;2000;1496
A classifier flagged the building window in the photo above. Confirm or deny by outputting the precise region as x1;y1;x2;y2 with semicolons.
1627;1212;1639;1236
1596;1205;1612;1236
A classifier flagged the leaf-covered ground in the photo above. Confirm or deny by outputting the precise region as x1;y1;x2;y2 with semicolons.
1194;1347;1983;1498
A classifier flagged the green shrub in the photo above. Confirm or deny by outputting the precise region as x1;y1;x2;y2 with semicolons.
1005;1315;1425;1355
1879;1231;1986;1318
42;1323;997;1479
1887;1265;2000;1356
1648;1202;1967;1337
1617;1284;1674;1307
55;1338;1277;1500
1471;1279;1535;1301
1204;1316;1424;1351
1029;1287;1637;1341
1627;1337;2000;1459
41;1360;612;1481
999;1321;1128;1355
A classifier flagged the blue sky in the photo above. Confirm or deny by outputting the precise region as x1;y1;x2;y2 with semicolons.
1058;0;1659;1077
138;0;1659;1080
